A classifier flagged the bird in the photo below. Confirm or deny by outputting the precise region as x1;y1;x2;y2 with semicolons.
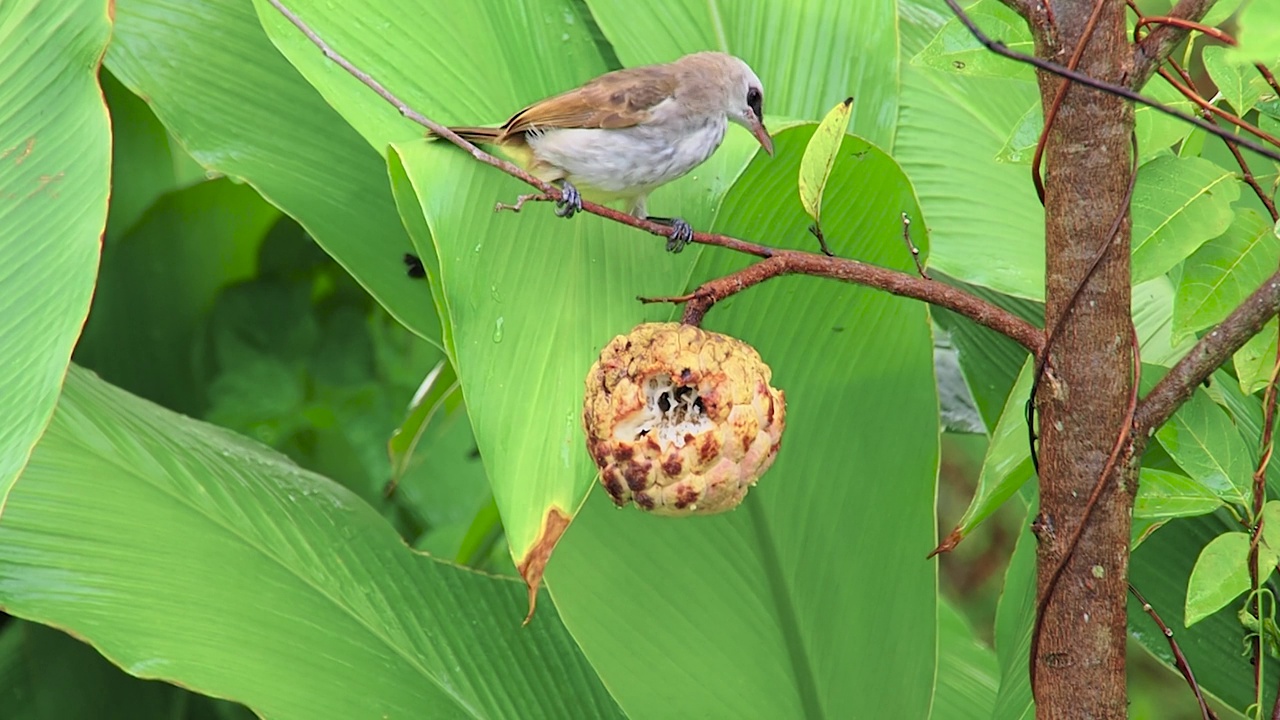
429;51;774;252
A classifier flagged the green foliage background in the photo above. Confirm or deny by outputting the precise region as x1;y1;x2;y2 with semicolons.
1;0;1278;717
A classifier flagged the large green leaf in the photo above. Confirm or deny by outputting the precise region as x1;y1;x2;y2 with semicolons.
0;367;621;719
579;0;901;145
105;0;439;343
546;125;938;717
896;0;1045;300
0;0;109;510
910;0;1035;81
1131;513;1278;714
945;359;1034;547
1155;387;1254;506
932;599;999;720
1174;209;1277;344
255;0;612;150
1130;155;1240;285
992;496;1034;720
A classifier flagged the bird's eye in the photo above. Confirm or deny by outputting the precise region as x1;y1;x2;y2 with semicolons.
746;87;763;118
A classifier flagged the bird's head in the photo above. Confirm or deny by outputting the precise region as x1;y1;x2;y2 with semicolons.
678;52;774;156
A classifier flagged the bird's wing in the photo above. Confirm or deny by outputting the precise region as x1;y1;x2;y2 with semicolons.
500;66;678;135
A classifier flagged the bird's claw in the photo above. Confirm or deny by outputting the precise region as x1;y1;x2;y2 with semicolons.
555;182;582;218
664;218;694;253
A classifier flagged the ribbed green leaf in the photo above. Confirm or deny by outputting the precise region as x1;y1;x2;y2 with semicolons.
0;0;109;511
0;367;621;719
546;124;938;718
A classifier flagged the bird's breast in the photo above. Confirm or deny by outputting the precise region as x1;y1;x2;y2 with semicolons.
526;117;727;197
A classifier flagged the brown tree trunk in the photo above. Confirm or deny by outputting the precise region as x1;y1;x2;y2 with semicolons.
1030;2;1136;717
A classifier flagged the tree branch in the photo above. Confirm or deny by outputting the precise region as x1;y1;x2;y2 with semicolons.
268;0;1045;354
1131;0;1219;88
1135;270;1280;434
640;253;1044;353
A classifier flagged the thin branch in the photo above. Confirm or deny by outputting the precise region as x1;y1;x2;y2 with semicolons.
942;0;1280;164
1135;270;1280;434
1129;582;1219;720
1135;15;1235;46
269;0;1047;353
1131;0;1220;88
639;252;1044;353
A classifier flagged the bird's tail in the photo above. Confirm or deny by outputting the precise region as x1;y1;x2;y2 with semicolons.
426;126;503;144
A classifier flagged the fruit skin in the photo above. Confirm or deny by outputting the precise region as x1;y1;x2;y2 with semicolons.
582;322;786;516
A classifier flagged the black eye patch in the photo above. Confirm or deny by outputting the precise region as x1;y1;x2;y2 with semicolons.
746;87;763;118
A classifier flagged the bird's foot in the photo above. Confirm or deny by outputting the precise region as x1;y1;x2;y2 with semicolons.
555;181;582;218
647;216;695;253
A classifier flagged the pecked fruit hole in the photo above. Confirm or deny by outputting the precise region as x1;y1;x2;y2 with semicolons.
582;322;786;517
614;374;712;447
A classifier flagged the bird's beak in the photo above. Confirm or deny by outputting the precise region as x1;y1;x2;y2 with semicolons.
749;114;774;156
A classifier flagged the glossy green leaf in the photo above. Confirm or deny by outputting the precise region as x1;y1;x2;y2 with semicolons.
1186;531;1255;627
897;0;1045;300
0;367;621;719
546;125;938;717
1134;77;1198;164
579;0;901;146
1131;155;1241;284
1134;276;1199;367
1130;511;1273;714
992;496;1035;720
948;358;1034;544
1203;0;1248;27
256;0;611;151
911;0;1035;81
1156;387;1254;506
1135;468;1224;520
106;0;439;343
1203;45;1266;116
1234;0;1280;64
931;600;998;720
798;98;854;225
930;274;1039;430
1235;318;1277;396
994;103;1041;165
1175;209;1276;343
388;128;758;564
0;0;109;510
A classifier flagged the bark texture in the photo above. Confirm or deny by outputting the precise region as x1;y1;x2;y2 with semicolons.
1030;2;1136;717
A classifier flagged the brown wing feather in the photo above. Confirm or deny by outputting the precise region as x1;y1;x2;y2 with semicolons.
499;66;678;137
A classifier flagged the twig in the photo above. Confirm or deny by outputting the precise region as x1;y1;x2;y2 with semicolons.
1129;582;1219;720
637;252;1043;352
943;0;1280;164
1135;15;1235;46
900;213;927;279
1131;0;1221;88
1250;354;1280;699
268;0;1046;352
494;193;551;213
1260;65;1280;100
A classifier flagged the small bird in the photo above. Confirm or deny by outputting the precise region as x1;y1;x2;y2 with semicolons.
431;52;774;252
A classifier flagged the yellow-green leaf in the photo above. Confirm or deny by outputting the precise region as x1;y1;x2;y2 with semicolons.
798;97;853;224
